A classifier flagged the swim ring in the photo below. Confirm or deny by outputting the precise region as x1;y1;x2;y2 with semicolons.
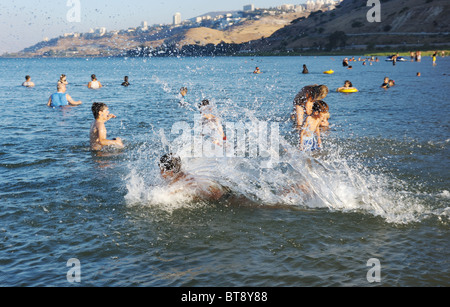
338;88;358;93
323;70;334;74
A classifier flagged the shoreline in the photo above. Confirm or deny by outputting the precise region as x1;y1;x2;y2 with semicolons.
2;47;449;59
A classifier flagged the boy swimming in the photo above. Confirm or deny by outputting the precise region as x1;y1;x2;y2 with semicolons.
159;154;227;201
90;102;123;151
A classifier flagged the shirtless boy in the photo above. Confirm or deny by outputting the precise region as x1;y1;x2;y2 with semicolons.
90;102;123;151
300;102;322;151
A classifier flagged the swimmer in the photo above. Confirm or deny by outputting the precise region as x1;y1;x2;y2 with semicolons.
90;102;123;151
22;75;35;87
300;102;322;151
388;79;395;87
47;83;82;107
337;80;354;91
88;74;102;89
343;58;349;67
317;100;330;128
253;67;261;74
58;74;68;86
292;85;329;129
199;99;226;144
121;76;130;87
302;64;309;74
180;87;188;97
158;154;227;201
417;72;421;77
381;77;390;89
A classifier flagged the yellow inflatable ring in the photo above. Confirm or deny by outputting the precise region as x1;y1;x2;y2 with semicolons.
338;88;359;93
323;70;334;74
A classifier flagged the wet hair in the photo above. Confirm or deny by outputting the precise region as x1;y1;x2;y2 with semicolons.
25;75;31;80
199;99;210;108
159;154;182;174
317;100;329;113
92;102;108;119
312;102;322;114
344;80;353;87
91;74;97;80
314;85;329;100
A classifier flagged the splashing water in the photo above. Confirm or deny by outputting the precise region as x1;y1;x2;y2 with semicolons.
125;103;446;225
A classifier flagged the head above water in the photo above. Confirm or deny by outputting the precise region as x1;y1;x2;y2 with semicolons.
316;100;329;113
159;154;182;174
199;99;210;108
92;102;108;120
312;102;322;115
25;75;31;81
91;74;97;80
314;85;329;100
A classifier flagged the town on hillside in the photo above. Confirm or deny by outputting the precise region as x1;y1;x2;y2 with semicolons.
58;1;342;41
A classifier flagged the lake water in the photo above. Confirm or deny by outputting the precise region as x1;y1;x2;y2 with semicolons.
0;56;449;287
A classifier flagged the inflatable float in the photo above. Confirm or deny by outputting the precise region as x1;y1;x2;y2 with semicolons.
323;70;334;74
338;88;358;93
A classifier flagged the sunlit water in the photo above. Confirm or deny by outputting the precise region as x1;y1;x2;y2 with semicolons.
0;56;449;286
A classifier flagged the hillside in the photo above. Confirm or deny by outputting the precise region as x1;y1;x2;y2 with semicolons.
248;0;450;52
12;12;307;57
8;0;450;58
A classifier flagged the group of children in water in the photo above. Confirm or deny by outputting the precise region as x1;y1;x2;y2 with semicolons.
23;51;422;164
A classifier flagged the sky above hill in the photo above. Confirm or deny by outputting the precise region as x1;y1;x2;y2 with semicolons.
0;0;308;54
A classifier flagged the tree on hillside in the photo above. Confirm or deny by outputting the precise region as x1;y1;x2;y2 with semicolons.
326;31;348;51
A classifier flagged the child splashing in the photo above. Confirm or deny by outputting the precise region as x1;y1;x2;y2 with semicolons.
300;102;322;151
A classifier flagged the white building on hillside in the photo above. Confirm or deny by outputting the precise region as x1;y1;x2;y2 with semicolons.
243;4;255;11
173;13;181;25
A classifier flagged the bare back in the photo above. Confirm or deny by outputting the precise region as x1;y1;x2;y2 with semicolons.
90;120;105;151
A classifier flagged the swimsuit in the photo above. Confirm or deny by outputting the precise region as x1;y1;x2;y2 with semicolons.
50;92;68;107
90;81;100;89
302;127;320;151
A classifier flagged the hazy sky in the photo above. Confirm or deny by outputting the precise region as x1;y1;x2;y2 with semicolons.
0;0;308;54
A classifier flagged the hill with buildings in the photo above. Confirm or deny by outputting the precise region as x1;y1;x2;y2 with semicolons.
5;1;340;57
5;0;448;58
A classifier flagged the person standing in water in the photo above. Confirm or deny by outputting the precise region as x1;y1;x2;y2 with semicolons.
90;102;123;151
317;100;330;128
198;99;226;144
302;64;309;74
58;74;68;86
88;74;102;89
22;75;35;87
292;85;329;129
300;102;322;151
121;76;130;87
47;83;82;107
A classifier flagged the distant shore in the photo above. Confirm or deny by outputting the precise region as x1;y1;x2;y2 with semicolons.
2;48;448;59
